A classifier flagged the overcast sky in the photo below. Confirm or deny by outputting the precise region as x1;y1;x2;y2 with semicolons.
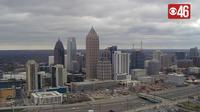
0;0;199;50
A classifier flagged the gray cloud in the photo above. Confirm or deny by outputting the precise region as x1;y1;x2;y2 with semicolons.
0;0;199;50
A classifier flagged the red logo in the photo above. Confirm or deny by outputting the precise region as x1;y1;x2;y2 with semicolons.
168;4;191;19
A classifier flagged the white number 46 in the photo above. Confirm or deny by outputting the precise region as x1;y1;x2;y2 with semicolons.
177;5;189;18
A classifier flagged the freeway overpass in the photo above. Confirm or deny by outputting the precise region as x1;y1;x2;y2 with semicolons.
0;85;199;112
138;93;162;103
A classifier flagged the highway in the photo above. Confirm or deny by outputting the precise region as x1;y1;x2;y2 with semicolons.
127;85;200;112
0;85;200;112
0;95;151;112
153;85;200;100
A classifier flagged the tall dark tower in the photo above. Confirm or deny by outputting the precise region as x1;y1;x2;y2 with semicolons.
54;39;65;66
86;27;99;79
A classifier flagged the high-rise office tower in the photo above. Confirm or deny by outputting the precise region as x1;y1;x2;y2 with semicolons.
130;50;145;69
67;37;77;72
51;64;66;87
26;60;38;94
146;60;161;75
153;50;162;61
107;46;117;79
192;57;200;67
160;54;173;70
86;27;99;79
97;60;112;80
54;39;65;66
0;70;3;79
190;47;199;58
48;56;54;66
100;49;111;61
77;52;85;72
64;55;67;68
175;52;186;60
113;51;130;80
107;46;117;64
36;71;45;90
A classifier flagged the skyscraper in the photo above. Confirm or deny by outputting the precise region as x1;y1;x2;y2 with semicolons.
130;50;145;69
175;52;186;60
113;51;130;80
192;57;200;67
48;56;54;66
100;49;111;61
64;55;67;68
54;39;65;66
97;60;112;80
107;46;117;79
153;50;162;61
107;46;117;64
67;37;77;72
86;27;99;79
77;52;85;73
190;47;199;58
146;60;160;75
36;71;45;90
51;64;66;87
26;60;38;94
160;54;174;70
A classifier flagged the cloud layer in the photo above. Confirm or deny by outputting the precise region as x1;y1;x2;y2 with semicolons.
0;0;199;50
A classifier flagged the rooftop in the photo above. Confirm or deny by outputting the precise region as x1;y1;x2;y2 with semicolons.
32;91;62;98
168;73;185;77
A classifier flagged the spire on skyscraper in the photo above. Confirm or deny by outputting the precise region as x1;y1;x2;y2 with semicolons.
87;27;98;37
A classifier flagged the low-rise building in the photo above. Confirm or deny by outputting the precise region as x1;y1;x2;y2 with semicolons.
0;88;15;99
188;67;200;74
130;69;146;80
3;72;26;80
137;76;154;83
71;80;121;92
31;91;63;105
166;73;186;86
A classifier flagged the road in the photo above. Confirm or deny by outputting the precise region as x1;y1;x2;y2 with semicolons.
0;95;151;112
127;85;200;112
153;85;200;100
0;85;200;112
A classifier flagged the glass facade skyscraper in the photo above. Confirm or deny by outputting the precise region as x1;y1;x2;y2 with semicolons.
54;39;65;66
67;37;77;72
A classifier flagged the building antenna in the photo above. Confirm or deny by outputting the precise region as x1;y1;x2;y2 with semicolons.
132;43;135;50
141;40;143;50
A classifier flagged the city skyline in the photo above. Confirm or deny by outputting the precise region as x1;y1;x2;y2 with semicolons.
0;0;200;50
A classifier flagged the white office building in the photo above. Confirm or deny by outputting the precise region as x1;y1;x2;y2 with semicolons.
3;72;26;80
52;64;67;87
31;91;63;105
113;51;130;80
48;56;54;66
26;60;38;94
